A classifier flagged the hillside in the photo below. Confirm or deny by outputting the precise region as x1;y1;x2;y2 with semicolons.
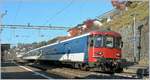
102;1;148;30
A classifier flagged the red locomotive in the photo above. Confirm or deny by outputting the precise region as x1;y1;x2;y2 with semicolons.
87;30;123;72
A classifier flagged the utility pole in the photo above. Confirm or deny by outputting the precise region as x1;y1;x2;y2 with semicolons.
0;10;7;62
133;14;136;63
131;13;139;63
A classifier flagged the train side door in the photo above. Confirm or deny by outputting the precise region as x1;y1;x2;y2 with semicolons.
88;35;97;62
64;43;71;61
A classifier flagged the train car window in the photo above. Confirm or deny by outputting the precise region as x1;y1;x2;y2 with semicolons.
34;51;36;56
26;53;29;56
88;35;94;47
32;52;34;56
115;37;121;48
27;53;29;56
40;50;43;54
89;35;103;47
105;36;114;48
94;35;103;48
30;52;31;55
90;40;94;47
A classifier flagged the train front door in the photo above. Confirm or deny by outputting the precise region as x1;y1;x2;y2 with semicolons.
88;35;96;62
88;35;103;62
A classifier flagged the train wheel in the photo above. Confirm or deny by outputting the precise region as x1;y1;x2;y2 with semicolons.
80;65;89;71
115;68;123;73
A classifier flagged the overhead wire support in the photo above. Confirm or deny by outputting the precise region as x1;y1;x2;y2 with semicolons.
0;24;70;30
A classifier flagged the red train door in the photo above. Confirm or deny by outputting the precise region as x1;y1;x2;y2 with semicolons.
88;35;97;62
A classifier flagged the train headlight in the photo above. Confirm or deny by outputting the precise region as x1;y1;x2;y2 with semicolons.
116;53;120;57
96;52;103;55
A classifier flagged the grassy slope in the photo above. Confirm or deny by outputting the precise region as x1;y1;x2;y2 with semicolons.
102;2;149;30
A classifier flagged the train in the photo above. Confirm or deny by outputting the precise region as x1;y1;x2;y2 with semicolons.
21;30;124;72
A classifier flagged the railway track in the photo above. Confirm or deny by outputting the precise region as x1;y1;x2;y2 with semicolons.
24;63;145;79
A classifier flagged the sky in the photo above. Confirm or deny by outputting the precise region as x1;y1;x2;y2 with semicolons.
0;0;114;45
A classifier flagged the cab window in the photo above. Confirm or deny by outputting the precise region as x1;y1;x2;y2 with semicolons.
105;36;113;48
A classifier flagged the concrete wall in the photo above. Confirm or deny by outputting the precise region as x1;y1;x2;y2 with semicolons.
112;17;149;65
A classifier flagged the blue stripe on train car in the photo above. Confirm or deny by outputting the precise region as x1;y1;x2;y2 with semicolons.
42;35;89;62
